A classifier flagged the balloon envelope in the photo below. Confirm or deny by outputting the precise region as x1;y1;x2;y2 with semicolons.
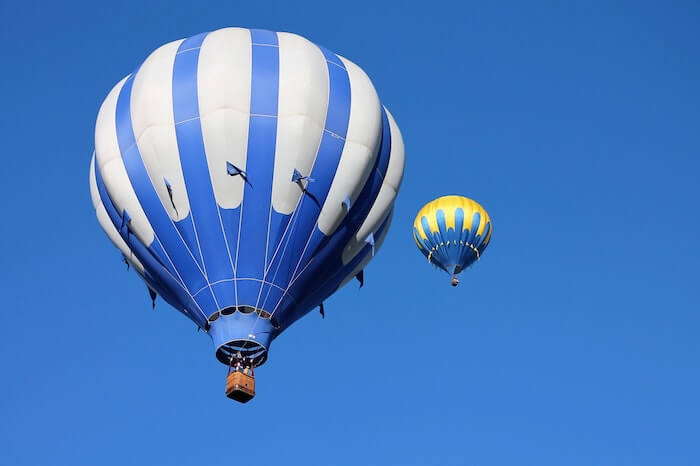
90;27;404;365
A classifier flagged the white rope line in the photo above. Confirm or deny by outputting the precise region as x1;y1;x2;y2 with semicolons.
176;46;202;55
258;207;303;311
263;200;302;276
214;203;237;276
194;278;294;297
187;214;208;278
234;192;245;310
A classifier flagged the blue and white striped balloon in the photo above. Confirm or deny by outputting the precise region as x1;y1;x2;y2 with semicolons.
89;27;404;366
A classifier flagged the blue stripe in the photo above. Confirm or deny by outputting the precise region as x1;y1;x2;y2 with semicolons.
259;45;351;310
250;28;277;47
114;73;212;296
272;107;393;323
478;222;492;253
420;216;446;271
317;46;350;137
94;158;208;327
236;29;280;307
219;206;241;307
172;32;237;309
436;209;449;259
175;217;204;270
454;208;465;243
414;228;431;261
284;208;394;328
455;208;472;270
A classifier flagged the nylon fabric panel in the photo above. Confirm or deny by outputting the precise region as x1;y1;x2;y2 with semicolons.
128;39;205;270
454;208;472;272
341;108;404;263
218;206;241;308
436;209;460;272
341;190;393;264
95;77;155;247
467;211;480;245
196;28;253;309
236;29;279;309
130;39;191;221
420;216;448;272
197;27;252;209
384;110;405;192
317;56;382;236
479;222;492;252
338;209;393;288
172;32;238;312
115;72;213;298
271;32;328;215
339;109;393;264
435;210;452;269
90;155;145;274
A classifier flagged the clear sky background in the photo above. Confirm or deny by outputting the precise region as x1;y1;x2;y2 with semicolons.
1;1;699;465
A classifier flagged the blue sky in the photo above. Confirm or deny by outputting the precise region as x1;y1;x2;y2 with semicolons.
2;1;699;465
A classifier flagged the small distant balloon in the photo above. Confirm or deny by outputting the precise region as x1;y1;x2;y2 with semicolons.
413;195;492;286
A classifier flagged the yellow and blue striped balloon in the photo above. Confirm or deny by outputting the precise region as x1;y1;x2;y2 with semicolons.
413;195;492;285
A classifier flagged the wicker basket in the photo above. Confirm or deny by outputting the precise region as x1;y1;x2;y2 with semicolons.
225;371;255;403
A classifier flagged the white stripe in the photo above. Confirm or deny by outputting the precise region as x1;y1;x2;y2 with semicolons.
94;76;155;246
95;71;212;299
198;27;252;209
89;155;145;274
317;56;382;235
384;109;405;193
271;32;329;215
340;108;404;264
130;39;189;221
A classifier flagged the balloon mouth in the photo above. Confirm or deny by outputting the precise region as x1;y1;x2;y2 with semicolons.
208;305;280;330
208;310;275;367
216;339;268;367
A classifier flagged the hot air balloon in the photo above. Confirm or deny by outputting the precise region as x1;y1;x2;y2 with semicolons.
89;27;404;402
413;196;492;286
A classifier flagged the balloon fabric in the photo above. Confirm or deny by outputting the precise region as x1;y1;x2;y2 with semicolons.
90;27;405;367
